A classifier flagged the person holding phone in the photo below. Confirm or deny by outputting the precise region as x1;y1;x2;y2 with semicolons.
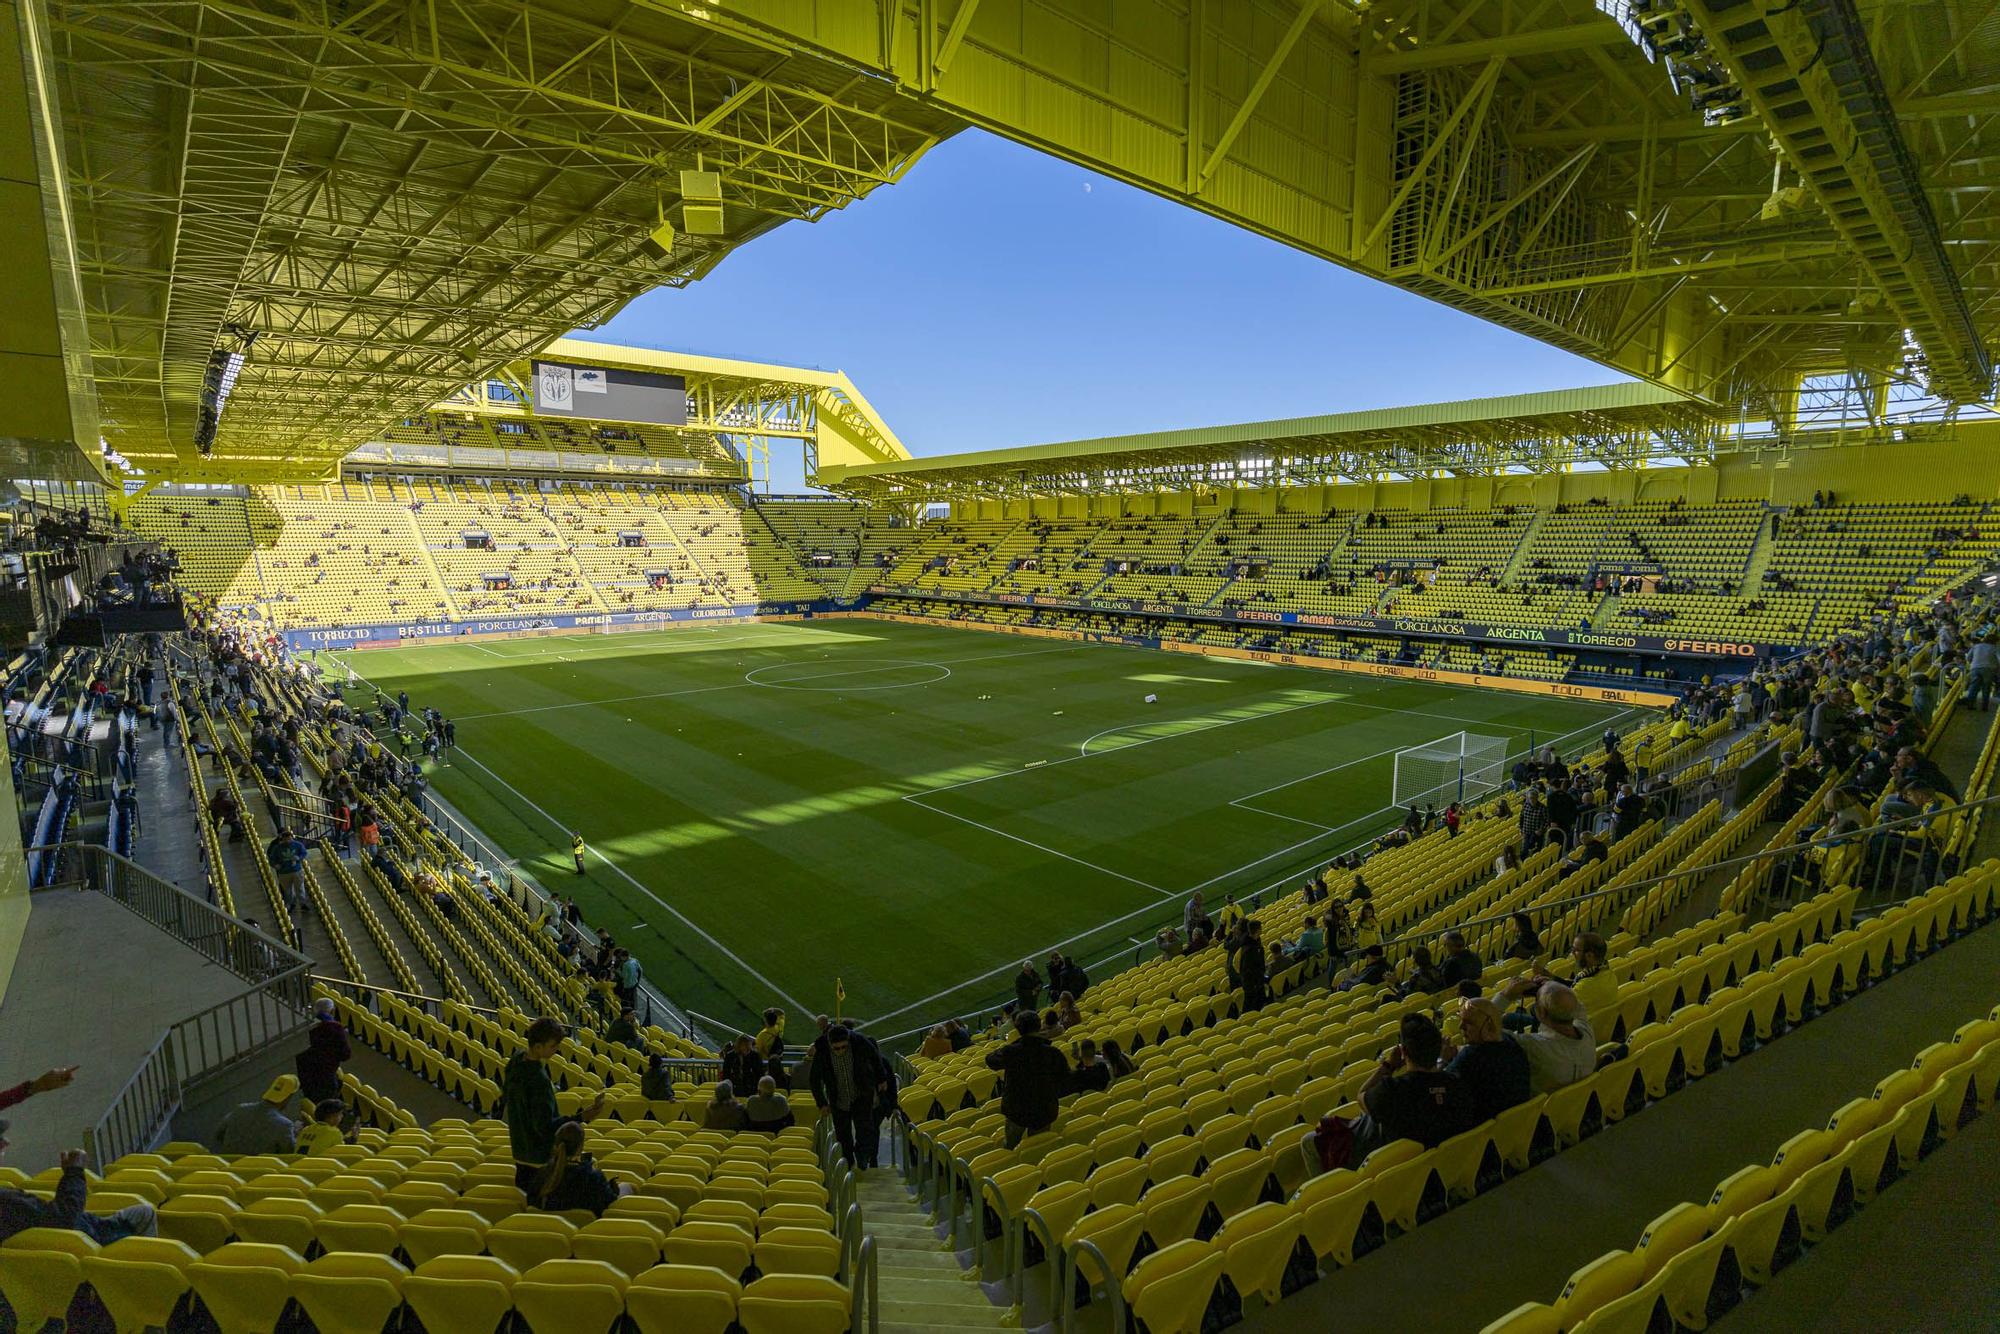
1345;1014;1476;1162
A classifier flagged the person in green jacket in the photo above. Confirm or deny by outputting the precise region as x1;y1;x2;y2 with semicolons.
501;1017;606;1189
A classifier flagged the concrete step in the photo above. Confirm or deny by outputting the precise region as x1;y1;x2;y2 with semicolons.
877;1297;1012;1328
870;1221;948;1245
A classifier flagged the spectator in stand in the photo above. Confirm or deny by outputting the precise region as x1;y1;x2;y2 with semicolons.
295;998;351;1105
744;1075;795;1133
808;1024;888;1171
1101;1040;1135;1079
532;1121;632;1215
640;1054;676;1104
919;1025;954;1059
1504;912;1544;961
1049;951;1089;999
983;1010;1071;1149
1346;1014;1476;1160
945;1018;972;1052
607;1008;641;1049
1012;960;1043;1015
265;825;309;915
1561;930;1620;1021
612;949;642;1011
1398;945;1450;998
294;1099;353;1157
703;1080;751;1132
1067;1039;1111;1095
755;1008;787;1078
215;1075;303;1155
503;1018;607;1191
1338;944;1391;992
1518;787;1550;849
1493;979;1596;1093
1441;997;1531;1123
1437;930;1482;988
1293;915;1326;958
208;787;245;843
1155;926;1185;958
1235;920;1269;1011
721;1035;762;1091
1183;891;1211;938
0;1145;155;1244
1054;991;1083;1030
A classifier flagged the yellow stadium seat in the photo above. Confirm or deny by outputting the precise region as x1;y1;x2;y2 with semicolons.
1120;1238;1225;1334
402;1254;520;1334
189;1241;308;1334
290;1251;411;1334
1214;1201;1301;1307
232;1197;323;1253
1295;1170;1375;1268
313;1202;405;1255
605;1195;681;1230
0;1227;97;1331
662;1219;754;1279
1654;1225;1740;1330
400;1207;491;1265
484;1213;577;1270
79;1235;201;1334
513;1257;631;1334
157;1194;240;1253
685;1199;760;1233
1553;1250;1647;1330
1478;1301;1560;1334
1202;1148;1270;1221
572;1217;668;1278
625;1262;742;1334
753;1225;843;1279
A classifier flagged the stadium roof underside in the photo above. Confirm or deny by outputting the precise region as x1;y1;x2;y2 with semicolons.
818;383;1755;500
40;0;956;480
12;0;1998;486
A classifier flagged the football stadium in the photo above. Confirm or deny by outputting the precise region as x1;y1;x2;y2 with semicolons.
1;2;1998;1333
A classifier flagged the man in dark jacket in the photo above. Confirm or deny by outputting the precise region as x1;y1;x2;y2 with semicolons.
983;1010;1071;1148
501;1017;605;1190
807;1024;887;1171
0;1143;155;1245
296;998;353;1104
1048;951;1089;1000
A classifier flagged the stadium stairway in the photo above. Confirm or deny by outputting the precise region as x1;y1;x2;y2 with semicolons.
1236;881;2000;1333
858;1172;1011;1333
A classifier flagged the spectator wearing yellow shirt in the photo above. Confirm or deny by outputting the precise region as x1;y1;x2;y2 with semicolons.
755;1007;787;1078
294;1100;351;1157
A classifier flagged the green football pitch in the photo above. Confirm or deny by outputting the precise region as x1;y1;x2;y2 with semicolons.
327;618;1642;1040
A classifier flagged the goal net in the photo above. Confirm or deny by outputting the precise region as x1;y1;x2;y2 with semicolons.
1392;731;1512;809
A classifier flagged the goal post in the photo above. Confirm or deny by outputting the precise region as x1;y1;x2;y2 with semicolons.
1391;731;1512;808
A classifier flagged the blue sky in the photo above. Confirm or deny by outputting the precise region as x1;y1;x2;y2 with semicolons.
591;131;1627;492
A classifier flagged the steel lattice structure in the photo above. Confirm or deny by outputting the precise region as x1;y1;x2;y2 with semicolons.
4;0;1995;485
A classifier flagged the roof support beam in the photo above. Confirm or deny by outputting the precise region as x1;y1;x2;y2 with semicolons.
1371;21;1627;74
1195;0;1325;192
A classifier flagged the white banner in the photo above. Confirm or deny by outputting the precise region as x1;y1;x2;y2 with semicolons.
574;366;608;393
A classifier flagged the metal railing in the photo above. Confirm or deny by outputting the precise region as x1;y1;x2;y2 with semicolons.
32;843;315;1161
83;985;316;1164
33;841;311;986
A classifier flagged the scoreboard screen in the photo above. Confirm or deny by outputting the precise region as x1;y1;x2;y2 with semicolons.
533;360;688;426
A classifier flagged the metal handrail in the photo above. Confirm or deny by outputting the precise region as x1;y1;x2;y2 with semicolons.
1060;1237;1121;1334
857;1235;880;1334
30;841;310;983
84;980;313;1163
